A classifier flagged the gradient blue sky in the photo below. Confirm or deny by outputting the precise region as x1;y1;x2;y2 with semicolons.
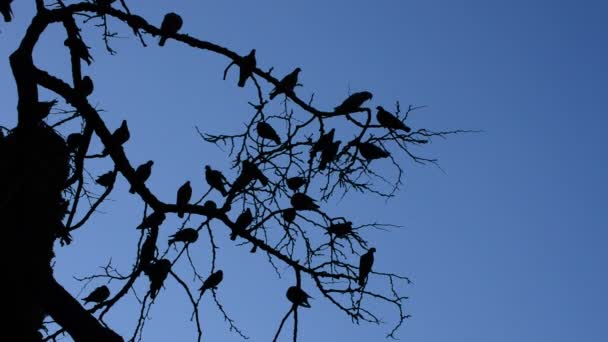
1;1;607;341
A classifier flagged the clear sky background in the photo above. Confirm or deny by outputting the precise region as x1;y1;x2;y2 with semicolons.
1;1;607;341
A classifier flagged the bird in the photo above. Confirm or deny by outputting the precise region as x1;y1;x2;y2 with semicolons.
176;181;192;218
310;128;335;157
146;259;171;299
269;68;301;100
130;160;154;193
139;234;156;268
199;270;223;295
168;228;198;245
136;211;166;230
205;165;228;196
95;171;116;187
238;49;256;87
282;208;296;223
242;160;269;186
34;100;57;121
0;0;13;22
159;12;183;46
358;248;376;287
358;142;390;161
334;91;373;114
80;76;94;97
327;221;353;238
291;193;319;211
319;140;341;170
66;133;83;152
256;121;281;145
231;208;253;240
64;37;93;65
376;106;411;132
102;120;130;155
203;200;217;212
286;286;311;308
286;176;306;191
82;285;110;304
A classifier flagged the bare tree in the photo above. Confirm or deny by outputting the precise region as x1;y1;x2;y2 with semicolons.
0;1;463;341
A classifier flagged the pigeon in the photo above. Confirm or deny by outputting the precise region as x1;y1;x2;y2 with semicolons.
238;49;256;87
269;68;301;100
231;208;253;240
376;106;411;132
176;181;192;218
159;12;183;46
286;176;306;191
310;128;335;157
168;228;198;245
282;208;296;223
136;211;166;230
291;193;319;211
64;37;93;65
256;121;281;145
130;160;154;193
80;76;94;97
327;221;353;238
102;120;130;155
82;285;110;304
228;172;253;196
334;91;373;114
286;286;311;308
34;100;57;121
199;270;223;295
203;200;217;212
205;165;228;196
146;259;171;299
242;160;268;186
358;142;390;161
319;140;341;170
139;234;156;268
0;0;13;22
66;133;83;152
358;247;376;287
96;171;116;187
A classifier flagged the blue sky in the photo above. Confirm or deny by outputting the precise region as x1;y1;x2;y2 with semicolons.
1;1;607;341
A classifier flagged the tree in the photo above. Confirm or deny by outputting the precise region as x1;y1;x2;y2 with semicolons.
0;1;460;341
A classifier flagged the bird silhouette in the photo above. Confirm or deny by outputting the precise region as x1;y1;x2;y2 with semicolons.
168;228;198;245
199;270;223;295
205;165;228;196
286;176;307;191
358;142;390;161
0;0;13;22
82;285;110;304
130;160;154;193
159;12;183;46
231;208;253;240
376;106;411;132
140;234;156;268
291;193;319;211
269;68;301;99
146;259;171;299
327;221;353;238
286;286;311;308
34;100;57;121
96;170;117;187
79;76;94;97
66;133;83;152
358;247;376;287
64;37;93;65
334;91;373;114
238;49;256;87
319;140;341;170
256;121;281;145
102;120;130;155
136;211;166;230
282;208;297;223
242;160;269;186
176;181;192;218
310;128;335;157
203;200;217;212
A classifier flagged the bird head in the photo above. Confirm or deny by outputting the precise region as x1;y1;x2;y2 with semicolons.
205;165;211;171
376;106;383;111
146;160;154;166
369;247;376;253
294;67;302;73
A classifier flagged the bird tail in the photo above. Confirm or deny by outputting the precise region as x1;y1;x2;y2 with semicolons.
159;36;167;46
220;188;228;197
238;77;246;88
230;232;237;241
269;90;277;100
168;239;175;246
178;211;184;218
129;186;136;194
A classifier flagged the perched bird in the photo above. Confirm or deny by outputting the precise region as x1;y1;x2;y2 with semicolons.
176;181;192;218
0;0;13;22
238;49;256;87
327;221;353;238
139;234;156;268
146;259;171;299
256;121;281;145
319;140;341;170
82;285;110;304
358;142;390;161
80;76;94;97
136;211;166;230
66;133;83;152
168;228;198;245
96;171;116;188
334;91;373;114
358;247;376;287
159;12;183;46
228;172;253;197
282;208;296;223
199;270;223;295
286;176;306;191
34;100;57;121
102;120;130;155
203;200;217;212
231;208;253;240
376;106;411;132
286;286;311;308
269;68;301;100
205;165;228;196
291;193;319;211
64;36;93;65
130;160;154;193
310;128;335;157
242;160;269;186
